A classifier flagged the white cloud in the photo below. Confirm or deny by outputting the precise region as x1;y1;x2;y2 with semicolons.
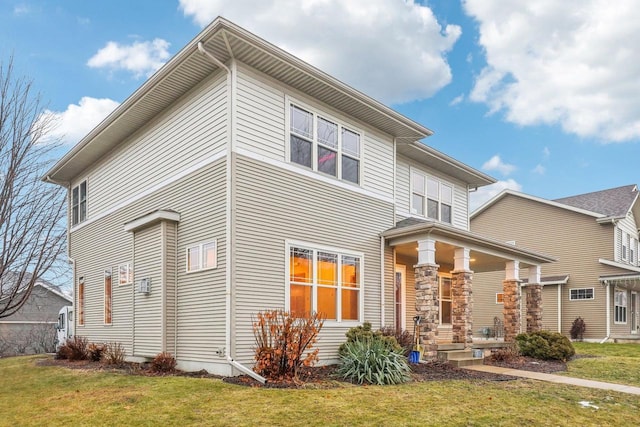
464;0;640;142
41;97;120;145
13;4;31;15
178;0;461;104
87;39;171;78
470;179;522;211
481;155;515;176
532;164;545;175
542;147;550;159
449;94;464;106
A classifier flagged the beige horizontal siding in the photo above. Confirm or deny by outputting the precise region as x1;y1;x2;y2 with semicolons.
472;270;504;333
232;154;395;364
541;285;559;332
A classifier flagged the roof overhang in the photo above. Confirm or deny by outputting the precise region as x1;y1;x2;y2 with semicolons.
397;141;495;188
522;275;569;286
600;273;640;290
383;220;555;273
124;209;181;233
44;17;433;184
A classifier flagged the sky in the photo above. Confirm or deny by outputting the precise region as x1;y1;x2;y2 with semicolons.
2;0;640;210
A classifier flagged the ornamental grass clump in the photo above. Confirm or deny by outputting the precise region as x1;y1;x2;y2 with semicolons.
516;330;575;361
252;310;325;381
337;323;410;385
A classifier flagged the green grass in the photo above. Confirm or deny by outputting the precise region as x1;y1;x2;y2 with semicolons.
564;342;640;387
1;355;639;426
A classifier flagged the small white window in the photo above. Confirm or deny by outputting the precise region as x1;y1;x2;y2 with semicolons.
186;240;217;272
569;288;594;301
496;293;504;304
118;263;132;285
71;180;87;226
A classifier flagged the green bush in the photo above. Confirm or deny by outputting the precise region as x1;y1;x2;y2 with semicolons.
336;338;411;385
516;330;575;361
339;322;402;354
378;326;414;356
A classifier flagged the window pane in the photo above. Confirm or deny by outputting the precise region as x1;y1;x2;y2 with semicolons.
80;181;87;202
290;247;312;283
440;277;451;299
290;105;312;138
496;293;504;303
203;242;217;268
78;279;84;325
441;184;452;204
317;146;337;176
441;301;451;324
341;255;360;288
80;201;86;222
72;187;79;207
412;173;425;194
341;289;359;320
119;264;130;284
318;252;337;285
290;284;312;317
188;246;200;271
441;203;452;224
318;117;337;148
318;287;337;320
290;135;312;168
412;194;424;215
342;128;360;157
104;270;112;324
342;155;359;184
427;198;439;220
72;206;79;226
427;178;439;198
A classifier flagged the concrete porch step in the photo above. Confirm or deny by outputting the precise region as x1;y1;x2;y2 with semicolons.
437;348;484;368
437;343;465;351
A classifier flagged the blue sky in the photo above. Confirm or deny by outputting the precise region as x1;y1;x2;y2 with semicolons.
2;0;639;209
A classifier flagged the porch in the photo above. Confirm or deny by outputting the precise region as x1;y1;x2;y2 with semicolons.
384;218;555;361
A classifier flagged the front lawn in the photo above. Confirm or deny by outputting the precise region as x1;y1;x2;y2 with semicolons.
0;355;638;426
564;342;640;387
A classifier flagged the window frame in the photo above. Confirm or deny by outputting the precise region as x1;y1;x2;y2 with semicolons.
438;275;452;324
495;293;504;304
285;240;364;325
118;263;133;285
569;287;595;301
410;169;454;224
78;276;85;326
622;231;628;261
287;99;362;185
104;268;112;325
186;240;218;273
614;288;627;324
71;179;88;226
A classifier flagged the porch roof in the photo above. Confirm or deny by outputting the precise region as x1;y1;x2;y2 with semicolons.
522;275;569;286
383;218;556;273
599;273;640;290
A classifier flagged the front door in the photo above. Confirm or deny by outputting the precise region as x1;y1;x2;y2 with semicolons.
395;265;406;332
632;292;638;334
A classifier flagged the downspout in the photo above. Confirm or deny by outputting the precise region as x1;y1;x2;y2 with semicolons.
601;280;611;343
380;235;385;327
198;41;266;384
557;284;562;333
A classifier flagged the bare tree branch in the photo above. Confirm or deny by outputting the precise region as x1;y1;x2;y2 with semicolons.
0;55;67;318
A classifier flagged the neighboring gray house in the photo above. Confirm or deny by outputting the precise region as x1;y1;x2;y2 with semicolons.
471;185;640;342
43;18;552;375
0;279;72;356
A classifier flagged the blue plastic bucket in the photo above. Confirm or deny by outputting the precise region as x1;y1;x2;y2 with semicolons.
409;350;420;363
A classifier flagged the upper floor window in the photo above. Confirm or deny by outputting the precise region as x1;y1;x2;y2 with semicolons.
631;237;637;265
288;243;362;322
289;104;360;184
411;171;452;224
622;232;628;261
71;180;87;226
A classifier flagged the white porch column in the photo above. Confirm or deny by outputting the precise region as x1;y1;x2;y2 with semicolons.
453;247;470;272
417;238;436;266
505;260;520;281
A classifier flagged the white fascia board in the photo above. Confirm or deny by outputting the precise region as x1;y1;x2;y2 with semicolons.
124;210;181;232
598;258;640;273
471;189;605;220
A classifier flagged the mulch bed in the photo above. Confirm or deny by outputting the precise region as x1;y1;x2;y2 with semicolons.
37;353;580;389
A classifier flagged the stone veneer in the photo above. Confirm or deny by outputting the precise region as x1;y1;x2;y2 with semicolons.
451;270;473;345
526;284;543;333
414;263;440;359
502;279;521;343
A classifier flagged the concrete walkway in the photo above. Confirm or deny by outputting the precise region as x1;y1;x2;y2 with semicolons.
464;365;640;395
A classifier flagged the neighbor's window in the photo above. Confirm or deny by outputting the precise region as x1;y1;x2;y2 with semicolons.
496;293;504;304
118;263;132;285
186;241;217;272
411;171;453;224
78;276;85;326
631;237;637;265
288;243;362;322
289;103;360;184
615;289;627;323
104;269;112;325
439;276;452;324
569;288;594;301
71;180;87;226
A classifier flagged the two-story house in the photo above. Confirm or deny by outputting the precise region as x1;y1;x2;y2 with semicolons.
44;18;553;376
471;185;640;342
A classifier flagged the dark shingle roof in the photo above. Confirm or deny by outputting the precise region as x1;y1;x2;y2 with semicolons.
553;184;638;218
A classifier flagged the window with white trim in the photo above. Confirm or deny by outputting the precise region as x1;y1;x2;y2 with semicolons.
71;180;87;226
496;293;504;304
78;276;85;326
186;241;217;272
631;237;637;265
118;263;132;285
622;232;629;261
411;171;453;224
288;243;362;322
439;276;452;324
615;289;627;323
569;288;594;301
104;269;112;325
289;103;360;184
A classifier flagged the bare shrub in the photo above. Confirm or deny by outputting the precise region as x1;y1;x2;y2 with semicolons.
102;342;126;366
489;345;520;362
570;317;586;341
87;343;105;362
150;352;177;373
64;336;88;361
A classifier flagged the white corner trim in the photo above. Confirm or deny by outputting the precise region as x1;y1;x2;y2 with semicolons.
124;210;181;232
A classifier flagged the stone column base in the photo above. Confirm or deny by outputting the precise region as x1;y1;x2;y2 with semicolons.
451;270;473;346
503;279;521;343
414;263;440;360
526;284;543;333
